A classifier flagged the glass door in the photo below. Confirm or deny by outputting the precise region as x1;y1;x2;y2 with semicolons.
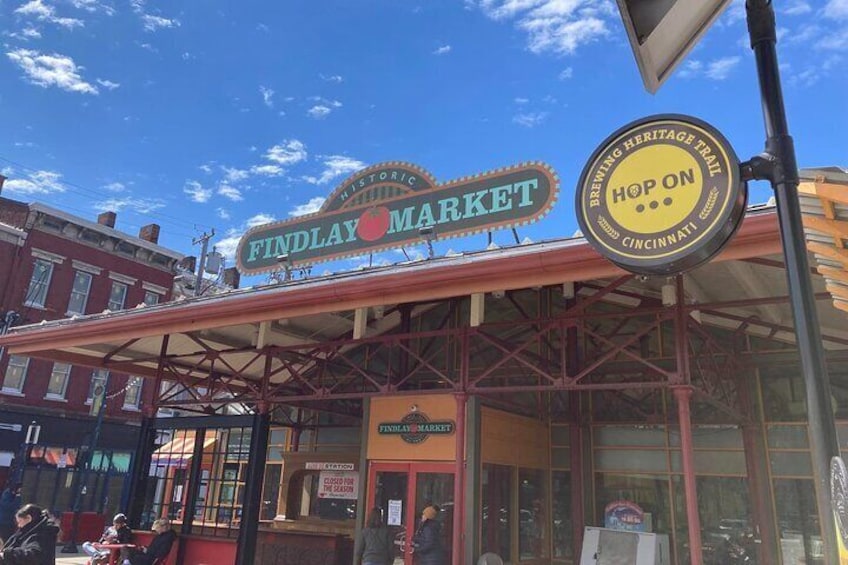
369;462;455;565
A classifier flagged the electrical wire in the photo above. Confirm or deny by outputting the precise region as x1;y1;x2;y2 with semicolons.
0;154;215;238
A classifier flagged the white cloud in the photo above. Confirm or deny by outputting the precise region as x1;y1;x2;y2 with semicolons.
246;213;276;228
825;0;848;19
222;167;249;183
215;231;242;261
265;139;307;166
96;78;120;90
6;49;98;94
512;111;548;127
70;0;115;15
3;169;66;195
259;85;274;108
102;182;125;192
199;163;213;174
249;164;283;177
705;56;741;80
8;27;42;40
782;1;812;15
217;184;243;201
290;197;326;217
302;155;366;185
817;32;848;50
14;0;84;29
514;96;529;104
141;13;180;32
216;208;230;220
93;197;165;213
307;105;332;119
433;44;452;55
320;74;344;83
473;0;613;55
184;180;212;203
558;67;573;80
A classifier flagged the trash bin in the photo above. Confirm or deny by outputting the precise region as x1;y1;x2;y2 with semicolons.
59;512;105;543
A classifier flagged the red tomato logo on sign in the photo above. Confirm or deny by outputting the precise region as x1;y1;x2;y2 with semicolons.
356;206;390;241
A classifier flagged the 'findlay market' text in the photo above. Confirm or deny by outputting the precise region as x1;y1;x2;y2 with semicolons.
245;178;539;262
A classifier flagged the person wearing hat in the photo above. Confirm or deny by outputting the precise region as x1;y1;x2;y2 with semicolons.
410;505;445;565
81;513;132;565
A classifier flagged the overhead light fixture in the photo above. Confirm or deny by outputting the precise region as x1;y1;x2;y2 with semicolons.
419;226;436;259
562;282;575;299
662;278;676;306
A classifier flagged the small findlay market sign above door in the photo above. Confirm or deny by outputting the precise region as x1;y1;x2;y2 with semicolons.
576;114;747;276
236;161;559;274
377;411;455;444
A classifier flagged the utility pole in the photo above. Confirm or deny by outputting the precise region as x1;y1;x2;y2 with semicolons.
192;229;215;297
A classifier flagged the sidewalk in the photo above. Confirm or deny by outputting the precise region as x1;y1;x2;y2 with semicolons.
54;547;90;564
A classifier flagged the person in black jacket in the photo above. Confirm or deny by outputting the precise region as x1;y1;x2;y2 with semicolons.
357;507;393;565
411;505;445;565
128;519;176;565
0;484;22;545
0;504;59;565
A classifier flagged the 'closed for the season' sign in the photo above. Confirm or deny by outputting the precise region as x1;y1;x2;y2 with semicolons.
317;471;359;500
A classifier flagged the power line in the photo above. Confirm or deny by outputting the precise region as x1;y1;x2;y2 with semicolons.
0;154;215;234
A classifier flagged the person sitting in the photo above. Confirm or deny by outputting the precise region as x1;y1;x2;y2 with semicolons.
82;513;132;565
128;519;176;565
0;503;59;565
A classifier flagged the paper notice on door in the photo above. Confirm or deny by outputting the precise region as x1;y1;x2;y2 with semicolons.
388;499;402;526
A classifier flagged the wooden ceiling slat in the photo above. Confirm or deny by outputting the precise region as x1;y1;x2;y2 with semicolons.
802;215;848;239
799;181;848;207
807;242;848;264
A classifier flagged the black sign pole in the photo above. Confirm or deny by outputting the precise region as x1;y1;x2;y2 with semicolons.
745;1;840;562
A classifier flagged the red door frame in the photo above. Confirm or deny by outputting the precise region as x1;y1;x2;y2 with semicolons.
367;461;455;565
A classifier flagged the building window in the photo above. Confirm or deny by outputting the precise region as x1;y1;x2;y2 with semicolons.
2;355;30;393
25;259;54;308
67;271;93;315
87;370;109;403
124;377;142;408
46;362;72;398
108;282;128;311
143;291;160;306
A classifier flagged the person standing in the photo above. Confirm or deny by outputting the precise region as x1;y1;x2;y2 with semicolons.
0;503;58;565
357;507;393;565
411;505;445;565
0;484;22;545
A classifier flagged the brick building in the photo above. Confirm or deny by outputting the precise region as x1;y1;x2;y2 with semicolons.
0;191;185;518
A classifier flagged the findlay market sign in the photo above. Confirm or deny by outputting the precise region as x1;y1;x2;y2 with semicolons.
236;162;559;274
576;114;747;276
378;411;455;445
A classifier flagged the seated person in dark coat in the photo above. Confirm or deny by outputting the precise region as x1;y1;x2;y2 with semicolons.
0;503;59;565
129;519;176;565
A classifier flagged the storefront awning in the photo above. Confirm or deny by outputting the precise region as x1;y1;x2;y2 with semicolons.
151;436;216;468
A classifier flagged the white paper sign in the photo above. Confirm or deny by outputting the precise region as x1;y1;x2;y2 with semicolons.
317;471;359;499
388;499;402;526
305;462;355;471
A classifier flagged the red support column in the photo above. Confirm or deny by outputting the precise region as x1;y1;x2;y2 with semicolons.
673;386;703;565
453;393;467;565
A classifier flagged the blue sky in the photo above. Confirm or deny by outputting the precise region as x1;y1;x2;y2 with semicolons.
1;0;847;284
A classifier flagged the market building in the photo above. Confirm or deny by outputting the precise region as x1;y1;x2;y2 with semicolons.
0;166;846;565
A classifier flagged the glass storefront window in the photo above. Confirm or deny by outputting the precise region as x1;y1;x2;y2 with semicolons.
696;477;753;564
773;479;823;565
594;474;671;541
519;468;548;560
481;464;512;560
551;470;572;561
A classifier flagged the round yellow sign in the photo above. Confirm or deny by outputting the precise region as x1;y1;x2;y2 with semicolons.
576;115;746;275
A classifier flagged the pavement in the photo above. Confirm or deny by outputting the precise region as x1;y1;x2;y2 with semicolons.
54;547;92;564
